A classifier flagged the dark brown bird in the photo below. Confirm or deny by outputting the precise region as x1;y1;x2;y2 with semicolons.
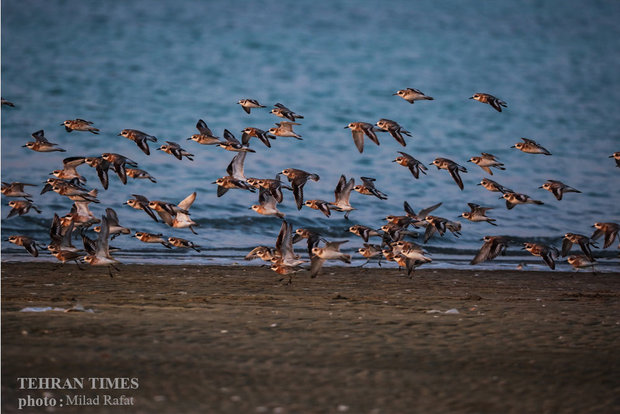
280;168;320;210
119;129;158;155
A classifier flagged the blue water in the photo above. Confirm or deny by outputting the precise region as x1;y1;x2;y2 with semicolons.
2;0;619;270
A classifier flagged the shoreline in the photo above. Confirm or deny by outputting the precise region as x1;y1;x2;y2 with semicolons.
2;263;620;413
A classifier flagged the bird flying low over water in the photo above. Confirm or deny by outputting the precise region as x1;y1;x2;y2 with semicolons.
271;103;304;122
62;119;99;134
251;188;285;218
7;200;41;218
310;240;351;278
1;97;15;107
468;153;505;175
293;228;326;258
431;158;467;190
218;129;255;153
187;119;222;145
561;233;597;262
168;237;200;252
511;138;551;155
349;224;382;243
241;127;276;148
470;236;510;265
268;121;302;139
2;182;36;199
353;176;388;200
119;129;158;155
271;220;306;283
83;215;120;277
539;180;581;200
50;157;87;183
245;246;278;263
461;203;497;226
23;130;66;152
393;88;434;104
149;192;198;234
126;168;157;183
591;222;619;249
478;178;513;194
304;199;332;217
238;98;266;114
469;93;507;112
344;122;380;153
101;153;139;185
375;119;412;146
523;242;559;270
84;156;110;189
93;208;130;240
610;152;620;168
8;235;42;257
134;231;173;248
281;168;320;210
330;175;356;219
393;152;427;179
157;141;194;161
502;192;544;209
213;152;255;197
246;175;291;204
124;194;159;222
567;255;597;272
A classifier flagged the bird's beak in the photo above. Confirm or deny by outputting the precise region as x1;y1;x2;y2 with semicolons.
186;137;192;140
392;159;397;162
117;133;122;136
392;93;398;96
211;181;217;184
476;183;482;186
466;160;472;162
21;145;27;147
59;123;65;126
510;145;516;148
468;96;474;99
343;126;349;129
538;186;543;189
499;196;504;199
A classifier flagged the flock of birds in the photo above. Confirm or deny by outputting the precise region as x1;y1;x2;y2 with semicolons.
2;91;619;281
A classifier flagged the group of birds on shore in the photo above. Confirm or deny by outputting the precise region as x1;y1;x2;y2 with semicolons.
2;91;619;280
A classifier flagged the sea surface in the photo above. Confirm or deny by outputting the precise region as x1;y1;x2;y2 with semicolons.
2;0;619;271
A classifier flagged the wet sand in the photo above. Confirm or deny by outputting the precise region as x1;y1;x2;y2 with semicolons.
1;263;619;414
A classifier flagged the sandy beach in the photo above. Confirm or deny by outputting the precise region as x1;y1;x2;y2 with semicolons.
1;263;619;414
